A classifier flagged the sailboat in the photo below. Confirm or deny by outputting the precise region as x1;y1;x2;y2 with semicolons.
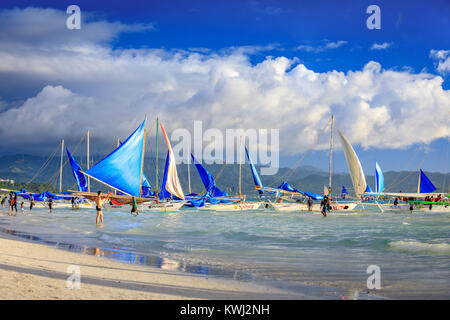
16;139;76;209
259;115;359;212
192;150;261;211
69;118;160;208
66;147;94;209
138;119;186;212
367;169;450;212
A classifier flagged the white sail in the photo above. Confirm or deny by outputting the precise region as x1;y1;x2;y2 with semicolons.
337;130;367;196
159;122;185;200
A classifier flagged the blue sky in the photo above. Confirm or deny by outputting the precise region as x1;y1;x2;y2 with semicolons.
0;0;448;173
4;0;448;83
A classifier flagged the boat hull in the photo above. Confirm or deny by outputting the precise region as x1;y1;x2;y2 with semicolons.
199;202;262;211
271;202;359;212
104;201;185;213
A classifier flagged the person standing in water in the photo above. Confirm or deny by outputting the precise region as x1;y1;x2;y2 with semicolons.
48;196;53;213
130;196;139;216
8;193;13;216
1;196;6;208
320;196;328;217
29;194;35;211
95;191;110;225
12;193;18;213
307;197;313;211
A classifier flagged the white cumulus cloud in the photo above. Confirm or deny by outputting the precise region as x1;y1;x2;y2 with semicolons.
430;49;450;75
0;7;449;158
370;42;393;50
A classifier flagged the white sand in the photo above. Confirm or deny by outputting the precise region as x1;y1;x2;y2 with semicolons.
0;237;301;300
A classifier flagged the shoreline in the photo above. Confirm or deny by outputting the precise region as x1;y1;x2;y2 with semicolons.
0;209;389;300
0;234;308;300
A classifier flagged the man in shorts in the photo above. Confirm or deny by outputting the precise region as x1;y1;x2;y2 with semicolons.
95;191;110;225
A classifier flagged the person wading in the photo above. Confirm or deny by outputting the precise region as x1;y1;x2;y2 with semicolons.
95;191;110;225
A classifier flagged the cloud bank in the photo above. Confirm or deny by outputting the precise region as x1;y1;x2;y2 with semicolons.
0;7;448;157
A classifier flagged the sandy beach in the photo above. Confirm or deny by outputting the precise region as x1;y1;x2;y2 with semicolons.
0;236;302;300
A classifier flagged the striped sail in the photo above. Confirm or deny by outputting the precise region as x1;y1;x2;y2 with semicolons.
159;122;185;200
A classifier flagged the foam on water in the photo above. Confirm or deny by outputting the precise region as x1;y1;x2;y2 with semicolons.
389;240;450;254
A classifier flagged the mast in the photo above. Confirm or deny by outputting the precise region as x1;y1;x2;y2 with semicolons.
59;139;64;193
114;137;120;196
239;136;242;199
328;115;334;198
155;117;159;201
187;147;191;194
417;170;421;194
139;117;147;197
86;130;90;192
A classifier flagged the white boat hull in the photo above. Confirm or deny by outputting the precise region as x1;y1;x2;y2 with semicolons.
271;202;359;212
104;201;185;213
380;203;450;213
139;201;185;212
199;202;262;211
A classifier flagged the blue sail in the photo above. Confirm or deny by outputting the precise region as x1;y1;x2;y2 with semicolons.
277;181;303;193
303;191;324;201
159;150;172;199
118;139;153;197
66;148;88;192
419;169;436;193
191;154;227;197
341;186;348;195
84;119;146;197
277;181;323;200
365;185;373;193
375;162;384;193
245;147;263;195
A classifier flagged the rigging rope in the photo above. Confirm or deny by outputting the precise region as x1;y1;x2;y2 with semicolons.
268;117;332;187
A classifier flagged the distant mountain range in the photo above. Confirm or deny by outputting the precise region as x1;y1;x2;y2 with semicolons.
0;154;449;196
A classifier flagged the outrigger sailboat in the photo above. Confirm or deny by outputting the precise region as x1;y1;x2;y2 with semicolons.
256;115;360;212
365;169;450;212
70;118;186;212
191;144;261;211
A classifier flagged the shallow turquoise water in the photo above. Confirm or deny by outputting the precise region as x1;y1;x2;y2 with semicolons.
1;206;449;299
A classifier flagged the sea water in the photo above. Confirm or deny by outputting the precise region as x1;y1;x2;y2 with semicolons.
0;205;449;299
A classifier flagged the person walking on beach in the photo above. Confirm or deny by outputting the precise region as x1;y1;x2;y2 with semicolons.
307;197;313;211
1;196;6;208
130;196;139;216
95;191;110;225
